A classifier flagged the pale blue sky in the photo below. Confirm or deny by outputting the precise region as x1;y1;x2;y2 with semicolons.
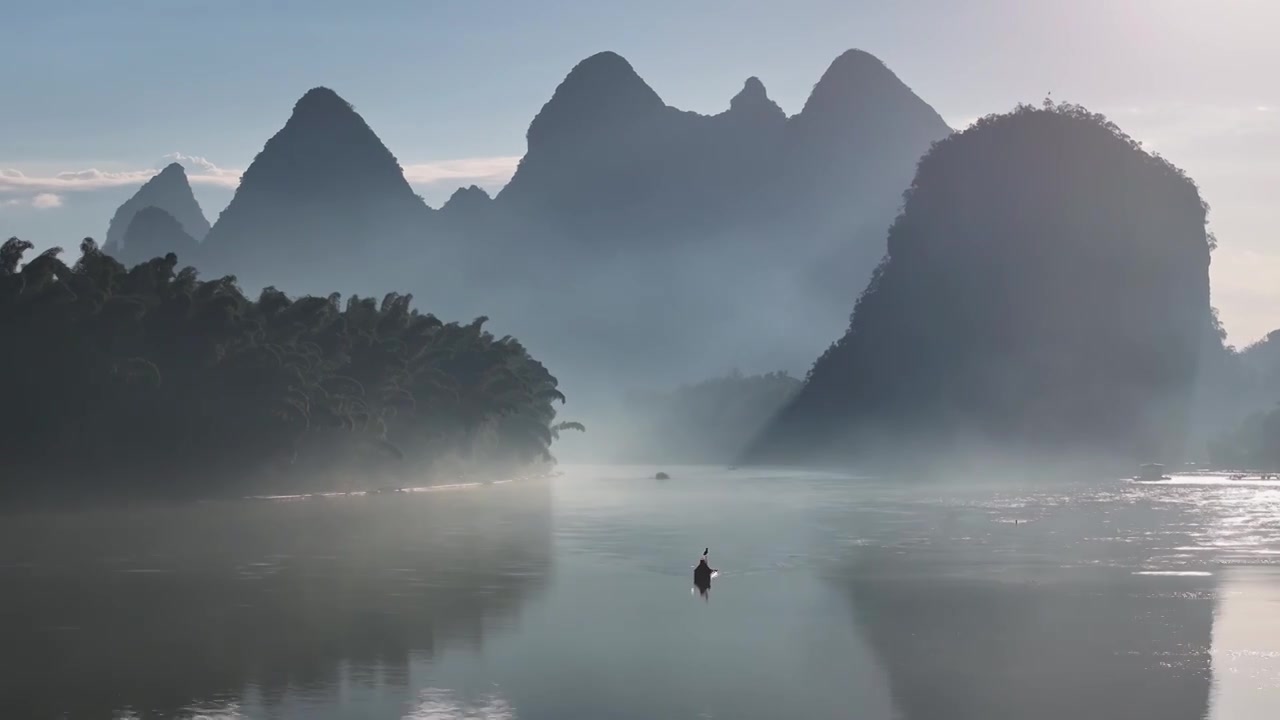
2;0;1277;342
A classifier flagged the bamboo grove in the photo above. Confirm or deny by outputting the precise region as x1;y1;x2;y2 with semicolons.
0;238;582;500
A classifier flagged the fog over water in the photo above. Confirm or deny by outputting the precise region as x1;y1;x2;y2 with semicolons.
2;467;1277;720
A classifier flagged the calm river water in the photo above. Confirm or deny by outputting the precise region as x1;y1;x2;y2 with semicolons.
2;465;1278;719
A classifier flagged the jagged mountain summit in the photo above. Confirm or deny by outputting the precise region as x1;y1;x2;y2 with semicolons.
726;76;786;123
199;87;431;290
104;163;209;257
439;185;493;224
749;103;1215;471
493;48;948;251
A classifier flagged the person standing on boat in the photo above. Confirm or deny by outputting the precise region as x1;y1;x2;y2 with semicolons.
694;548;716;594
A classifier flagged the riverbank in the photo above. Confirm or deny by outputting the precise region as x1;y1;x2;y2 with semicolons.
243;468;563;502
0;464;561;514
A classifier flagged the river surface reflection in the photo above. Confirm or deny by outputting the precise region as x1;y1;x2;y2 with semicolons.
1;466;1277;719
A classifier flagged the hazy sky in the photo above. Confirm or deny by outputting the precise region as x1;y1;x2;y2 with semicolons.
2;0;1277;343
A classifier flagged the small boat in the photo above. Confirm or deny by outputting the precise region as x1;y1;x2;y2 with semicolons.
1135;463;1171;481
655;471;670;480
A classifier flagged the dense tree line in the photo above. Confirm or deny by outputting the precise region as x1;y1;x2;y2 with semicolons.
0;238;579;502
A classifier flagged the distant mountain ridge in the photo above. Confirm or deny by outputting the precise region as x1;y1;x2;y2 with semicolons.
496;49;948;248
110;49;951;403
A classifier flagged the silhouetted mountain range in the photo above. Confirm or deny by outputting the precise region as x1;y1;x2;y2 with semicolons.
748;103;1215;469
147;49;948;400
474;50;947;396
492;50;947;270
72;50;1264;468
104;162;209;257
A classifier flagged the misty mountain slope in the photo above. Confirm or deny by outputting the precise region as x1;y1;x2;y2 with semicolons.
782;49;952;308
1199;327;1280;465
199;87;433;291
749;102;1214;469
615;370;802;463
104;163;209;256
1238;329;1280;401
449;49;951;394
117;207;200;268
167;51;950;409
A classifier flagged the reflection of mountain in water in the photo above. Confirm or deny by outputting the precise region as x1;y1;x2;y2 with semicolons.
848;573;1212;720
0;483;552;719
837;491;1215;720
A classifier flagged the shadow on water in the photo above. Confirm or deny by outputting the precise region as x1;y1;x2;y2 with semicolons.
832;482;1216;720
0;482;553;719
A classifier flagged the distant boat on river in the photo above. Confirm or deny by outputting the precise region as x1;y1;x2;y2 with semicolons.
1135;463;1171;481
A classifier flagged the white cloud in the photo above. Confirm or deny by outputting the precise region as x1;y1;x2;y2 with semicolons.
0;192;64;210
401;156;522;187
0;154;522;195
159;152;242;187
161;152;221;174
31;193;63;209
0;166;164;191
0;154;242;193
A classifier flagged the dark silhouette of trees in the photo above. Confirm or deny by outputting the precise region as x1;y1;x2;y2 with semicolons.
750;101;1215;470
0;238;576;502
